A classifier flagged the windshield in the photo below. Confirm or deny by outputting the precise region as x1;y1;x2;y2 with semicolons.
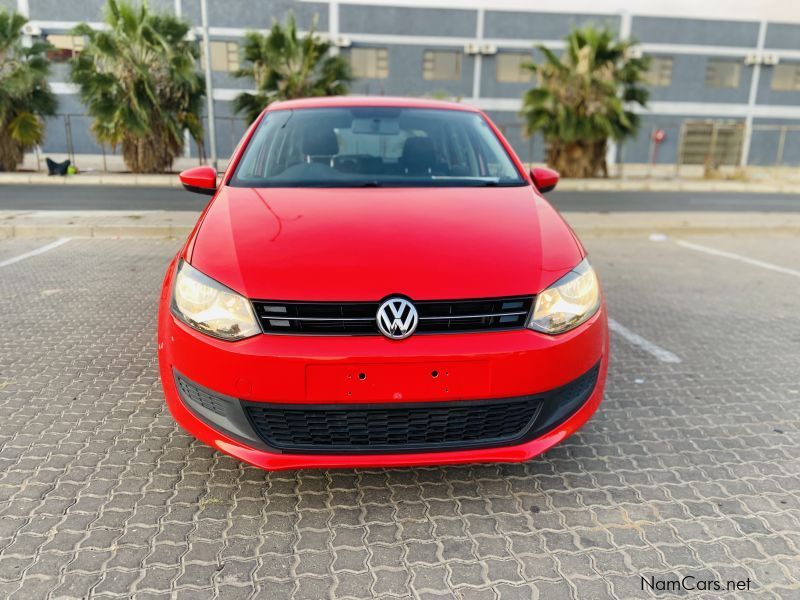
230;107;526;188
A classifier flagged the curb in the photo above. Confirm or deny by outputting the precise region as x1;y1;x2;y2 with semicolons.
555;179;800;194
562;212;800;237
569;225;800;236
0;225;194;239
2;173;800;194
2;223;799;240
0;173;182;187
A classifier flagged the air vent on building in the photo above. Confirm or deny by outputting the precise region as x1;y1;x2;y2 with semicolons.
464;42;480;55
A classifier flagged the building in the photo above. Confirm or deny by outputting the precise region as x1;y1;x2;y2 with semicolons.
7;0;800;169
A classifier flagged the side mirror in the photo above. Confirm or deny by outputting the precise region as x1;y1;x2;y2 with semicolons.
179;166;217;196
530;167;559;194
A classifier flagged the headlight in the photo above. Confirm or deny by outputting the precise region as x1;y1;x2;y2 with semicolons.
527;258;601;335
171;261;260;341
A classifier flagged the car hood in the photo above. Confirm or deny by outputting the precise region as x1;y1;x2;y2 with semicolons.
189;185;583;301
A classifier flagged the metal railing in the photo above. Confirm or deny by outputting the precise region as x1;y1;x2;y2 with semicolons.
34;113;800;173
39;113;249;172
750;124;800;167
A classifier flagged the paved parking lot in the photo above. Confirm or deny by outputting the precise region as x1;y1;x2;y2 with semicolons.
0;232;799;599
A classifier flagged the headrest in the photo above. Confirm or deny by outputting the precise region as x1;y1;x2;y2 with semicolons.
302;128;338;156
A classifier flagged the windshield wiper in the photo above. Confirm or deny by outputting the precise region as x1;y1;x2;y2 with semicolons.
461;179;521;187
354;180;383;187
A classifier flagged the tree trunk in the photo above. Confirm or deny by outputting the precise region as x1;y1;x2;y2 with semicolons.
0;130;24;172
546;138;609;178
121;128;181;173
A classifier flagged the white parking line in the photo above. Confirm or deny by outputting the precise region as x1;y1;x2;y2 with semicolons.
675;239;800;279
0;238;71;268
608;318;682;364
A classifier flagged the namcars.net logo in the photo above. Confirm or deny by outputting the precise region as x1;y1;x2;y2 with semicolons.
642;574;753;593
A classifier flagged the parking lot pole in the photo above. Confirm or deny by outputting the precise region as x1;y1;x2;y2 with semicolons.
200;0;218;171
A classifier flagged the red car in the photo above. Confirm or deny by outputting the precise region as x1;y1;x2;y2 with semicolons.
158;97;608;471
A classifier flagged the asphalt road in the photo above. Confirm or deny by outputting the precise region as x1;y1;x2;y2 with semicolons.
1;232;799;598
1;184;799;212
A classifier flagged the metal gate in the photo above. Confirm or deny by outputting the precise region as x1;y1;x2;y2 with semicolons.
677;120;745;170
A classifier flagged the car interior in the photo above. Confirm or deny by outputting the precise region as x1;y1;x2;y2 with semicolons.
232;107;523;186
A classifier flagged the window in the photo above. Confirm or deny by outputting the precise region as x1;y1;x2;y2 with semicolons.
231;107;525;188
644;57;673;87
423;50;461;81
705;60;741;88
200;41;240;72
349;47;389;79
771;64;800;91
46;34;85;62
495;53;532;84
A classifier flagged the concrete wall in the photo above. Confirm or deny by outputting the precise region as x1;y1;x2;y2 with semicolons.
347;43;475;98
181;0;327;29
631;16;760;46
750;119;800;166
646;54;753;104
479;49;540;100
619;115;687;166
340;5;475;37
756;60;800;107
484;11;618;39
28;0;106;21
764;23;800;49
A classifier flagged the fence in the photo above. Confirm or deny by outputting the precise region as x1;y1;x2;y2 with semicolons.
676;120;745;175
33;113;800;173
38;113;249;172
498;120;800;171
749;124;800;167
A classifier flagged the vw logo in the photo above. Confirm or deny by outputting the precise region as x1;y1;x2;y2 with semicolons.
376;297;418;340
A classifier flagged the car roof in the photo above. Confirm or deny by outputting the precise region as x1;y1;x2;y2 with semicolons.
265;96;480;113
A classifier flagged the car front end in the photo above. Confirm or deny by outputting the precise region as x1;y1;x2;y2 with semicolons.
157;97;608;470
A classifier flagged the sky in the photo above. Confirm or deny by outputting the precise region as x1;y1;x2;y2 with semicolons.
325;0;800;24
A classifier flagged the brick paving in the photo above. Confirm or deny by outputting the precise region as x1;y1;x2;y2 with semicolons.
0;235;798;599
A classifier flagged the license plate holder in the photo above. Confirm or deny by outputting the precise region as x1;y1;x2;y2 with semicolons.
306;361;491;402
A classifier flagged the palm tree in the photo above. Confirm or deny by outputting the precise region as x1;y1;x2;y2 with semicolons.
0;9;57;171
70;0;204;173
521;26;649;178
233;14;351;124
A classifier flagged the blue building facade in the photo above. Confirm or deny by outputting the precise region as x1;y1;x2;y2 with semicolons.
7;0;800;167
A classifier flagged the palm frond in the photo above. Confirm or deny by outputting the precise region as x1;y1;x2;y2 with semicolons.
0;8;58;170
521;24;650;177
69;0;204;173
232;12;352;123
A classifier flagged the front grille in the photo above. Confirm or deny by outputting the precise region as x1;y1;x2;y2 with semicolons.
244;362;600;454
252;296;534;335
177;361;600;455
245;397;543;453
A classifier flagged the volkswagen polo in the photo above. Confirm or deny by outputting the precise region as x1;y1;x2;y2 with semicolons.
157;96;608;470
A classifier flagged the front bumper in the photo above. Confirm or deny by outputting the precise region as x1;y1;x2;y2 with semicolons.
158;289;608;470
